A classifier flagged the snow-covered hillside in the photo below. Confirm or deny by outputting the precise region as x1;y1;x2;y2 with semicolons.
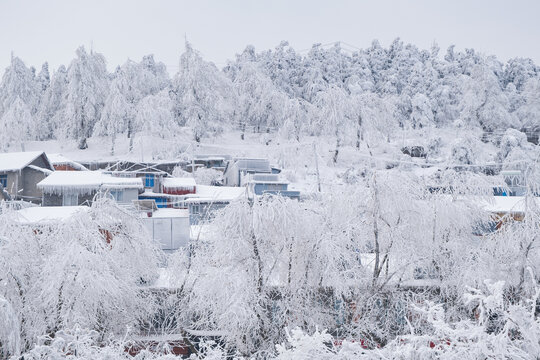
1;39;539;158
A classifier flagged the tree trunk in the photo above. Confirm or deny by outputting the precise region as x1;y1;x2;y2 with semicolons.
333;137;341;164
78;110;87;150
110;134;115;156
78;137;88;150
371;173;381;287
356;114;363;149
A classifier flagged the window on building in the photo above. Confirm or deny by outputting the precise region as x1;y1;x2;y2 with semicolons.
63;193;79;206
0;174;7;188
109;190;124;202
145;174;155;188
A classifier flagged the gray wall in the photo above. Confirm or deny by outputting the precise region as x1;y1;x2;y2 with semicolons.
0;154;53;203
0;171;19;198
29;154;52;170
143;216;190;251
189;202;228;225
122;188;139;204
21;168;48;202
42;192;96;206
223;163;240;187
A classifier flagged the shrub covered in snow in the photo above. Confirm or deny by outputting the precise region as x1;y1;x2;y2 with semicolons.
450;135;483;165
499;128;529;157
193;167;222;186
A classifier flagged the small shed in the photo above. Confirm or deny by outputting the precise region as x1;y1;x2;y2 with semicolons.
141;208;190;251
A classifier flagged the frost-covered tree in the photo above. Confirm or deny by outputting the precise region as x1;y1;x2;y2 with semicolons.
38;65;68;140
459;63;513;131
94;56;171;153
0;56;41;118
410;93;434;129
192;167;222;185
315;85;350;163
93;78;130;155
279;98;313;141
174;196;368;357
135;90;178;139
60;46;109;149
0;295;20;358
37;62;50;93
172;41;234;142
0;97;34;151
351;92;397;146
516;76;540;129
503;57;538;91
257;41;303;99
0;200;160;351
233;62;288;138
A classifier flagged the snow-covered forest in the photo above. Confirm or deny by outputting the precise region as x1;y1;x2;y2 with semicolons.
1;39;539;154
1;38;540;359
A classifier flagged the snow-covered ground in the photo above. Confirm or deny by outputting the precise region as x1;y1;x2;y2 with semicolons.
22;125;503;198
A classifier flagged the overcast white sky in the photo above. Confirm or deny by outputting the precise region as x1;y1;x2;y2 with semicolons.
1;0;539;74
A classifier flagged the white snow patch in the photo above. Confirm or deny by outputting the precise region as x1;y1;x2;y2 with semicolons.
7;206;89;224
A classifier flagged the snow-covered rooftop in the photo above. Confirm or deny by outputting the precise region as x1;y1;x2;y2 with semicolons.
234;158;271;173
27;165;53;174
8;206;89;224
139;190;179;198
47;153;89;171
38;171;143;194
248;173;288;184
149;208;189;218
194;154;231;161
482;196;540;214
0;151;48;172
185;185;246;203
162;177;196;189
